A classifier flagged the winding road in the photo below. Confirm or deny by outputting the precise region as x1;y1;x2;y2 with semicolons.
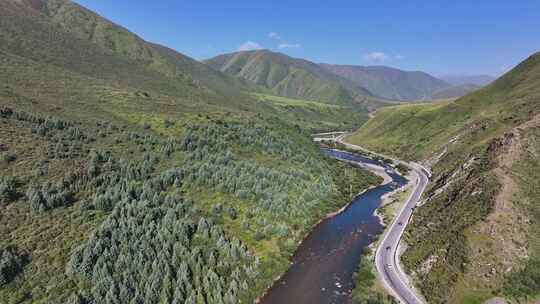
375;161;429;304
320;134;431;304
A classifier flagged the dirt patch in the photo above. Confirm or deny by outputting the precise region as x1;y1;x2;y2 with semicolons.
418;254;438;276
484;297;508;304
465;115;540;290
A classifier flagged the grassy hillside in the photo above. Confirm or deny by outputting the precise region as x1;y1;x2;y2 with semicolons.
433;84;481;100
440;75;496;86
347;51;540;161
345;101;460;160
204;50;383;110
0;0;253;111
41;0;254;97
345;51;540;303
251;93;369;132
320;64;451;101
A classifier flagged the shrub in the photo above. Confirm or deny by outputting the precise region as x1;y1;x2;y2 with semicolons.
1;152;17;164
0;176;18;203
0;247;27;287
26;183;74;214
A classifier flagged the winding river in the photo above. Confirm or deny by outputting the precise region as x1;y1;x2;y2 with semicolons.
260;149;408;304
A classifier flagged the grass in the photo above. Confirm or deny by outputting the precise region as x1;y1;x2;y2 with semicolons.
379;184;413;224
251;93;369;132
0;201;108;304
252;93;344;109
351;247;397;304
345;100;468;161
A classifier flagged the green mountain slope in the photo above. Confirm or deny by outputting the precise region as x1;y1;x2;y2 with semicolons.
432;83;481;99
0;0;253;113
440;74;496;86
204;50;382;110
41;0;255;96
346;51;540;303
320;64;451;101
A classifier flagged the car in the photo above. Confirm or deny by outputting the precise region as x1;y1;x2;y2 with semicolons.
398;222;403;226
386;246;391;250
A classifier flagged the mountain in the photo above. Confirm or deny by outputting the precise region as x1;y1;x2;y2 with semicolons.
345;51;540;303
204;50;382;110
320;64;451;101
439;74;496;86
1;0;367;129
0;0;256;118
432;83;481;99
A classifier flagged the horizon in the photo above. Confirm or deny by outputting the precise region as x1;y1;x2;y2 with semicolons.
74;0;540;77
208;48;502;78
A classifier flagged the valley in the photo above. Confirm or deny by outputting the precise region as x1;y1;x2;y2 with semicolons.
1;1;539;304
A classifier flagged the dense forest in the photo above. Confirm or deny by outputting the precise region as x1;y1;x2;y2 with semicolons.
0;105;380;303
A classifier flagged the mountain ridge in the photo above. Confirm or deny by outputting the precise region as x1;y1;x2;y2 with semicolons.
439;74;496;86
320;63;452;101
204;49;383;110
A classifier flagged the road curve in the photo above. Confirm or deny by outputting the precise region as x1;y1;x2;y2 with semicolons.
375;162;428;304
329;135;430;304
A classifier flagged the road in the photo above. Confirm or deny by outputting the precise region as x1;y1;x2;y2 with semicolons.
375;162;429;304
319;134;430;304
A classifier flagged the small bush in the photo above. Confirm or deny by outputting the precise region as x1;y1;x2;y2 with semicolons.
0;247;27;287
1;152;17;164
0;176;18;203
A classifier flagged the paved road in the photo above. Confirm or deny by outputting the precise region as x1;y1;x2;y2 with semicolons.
327;135;430;304
375;162;429;304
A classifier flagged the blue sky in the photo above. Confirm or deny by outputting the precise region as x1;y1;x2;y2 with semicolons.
75;0;540;76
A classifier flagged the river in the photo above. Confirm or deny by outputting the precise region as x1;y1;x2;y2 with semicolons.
260;149;408;304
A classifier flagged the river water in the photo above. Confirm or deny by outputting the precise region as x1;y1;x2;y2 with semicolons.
260;149;408;304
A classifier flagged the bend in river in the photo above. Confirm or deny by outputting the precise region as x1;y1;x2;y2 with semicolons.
260;149;408;304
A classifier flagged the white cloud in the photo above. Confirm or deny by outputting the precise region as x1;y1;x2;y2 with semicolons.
394;54;405;60
363;52;388;62
278;43;302;49
237;41;263;51
268;32;281;40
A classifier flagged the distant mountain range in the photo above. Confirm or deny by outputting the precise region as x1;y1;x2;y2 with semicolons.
204;50;381;110
432;83;482;100
438;74;496;86
206;50;488;103
320;64;450;101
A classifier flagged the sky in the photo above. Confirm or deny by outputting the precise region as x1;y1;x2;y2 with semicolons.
75;0;540;76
